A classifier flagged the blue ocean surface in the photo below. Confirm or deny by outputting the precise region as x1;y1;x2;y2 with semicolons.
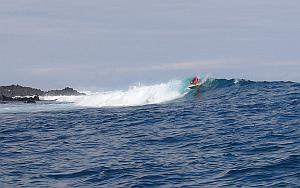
1;78;300;187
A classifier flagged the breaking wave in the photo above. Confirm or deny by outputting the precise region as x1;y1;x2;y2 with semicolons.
42;80;186;107
1;77;298;113
41;78;262;108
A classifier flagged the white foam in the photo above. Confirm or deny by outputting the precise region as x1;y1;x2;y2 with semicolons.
41;80;185;107
0;102;77;113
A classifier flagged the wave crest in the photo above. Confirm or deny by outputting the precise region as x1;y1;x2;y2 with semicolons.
42;80;185;107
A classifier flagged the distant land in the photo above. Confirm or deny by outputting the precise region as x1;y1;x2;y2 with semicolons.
0;85;85;103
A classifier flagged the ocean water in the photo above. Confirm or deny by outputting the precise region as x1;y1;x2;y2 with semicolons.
1;78;299;187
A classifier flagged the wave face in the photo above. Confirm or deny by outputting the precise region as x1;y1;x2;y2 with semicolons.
40;78;262;108
42;80;186;107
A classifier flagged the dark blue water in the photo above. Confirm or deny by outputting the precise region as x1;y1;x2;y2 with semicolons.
1;79;300;187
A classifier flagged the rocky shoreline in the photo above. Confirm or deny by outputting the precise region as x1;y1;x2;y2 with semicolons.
0;85;85;103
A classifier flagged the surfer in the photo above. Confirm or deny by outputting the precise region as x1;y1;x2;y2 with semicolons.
190;76;200;85
188;76;201;89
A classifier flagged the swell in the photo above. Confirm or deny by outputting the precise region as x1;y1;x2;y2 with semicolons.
2;78;299;111
41;78;255;108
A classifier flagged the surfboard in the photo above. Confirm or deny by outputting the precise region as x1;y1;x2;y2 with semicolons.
188;83;200;89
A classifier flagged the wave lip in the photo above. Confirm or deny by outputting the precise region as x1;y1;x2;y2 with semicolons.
42;80;185;108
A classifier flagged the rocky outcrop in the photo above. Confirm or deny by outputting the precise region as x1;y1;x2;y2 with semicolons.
0;85;44;97
1;95;40;103
0;85;85;102
45;87;84;96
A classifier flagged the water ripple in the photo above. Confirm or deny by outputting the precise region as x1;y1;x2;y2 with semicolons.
1;81;299;187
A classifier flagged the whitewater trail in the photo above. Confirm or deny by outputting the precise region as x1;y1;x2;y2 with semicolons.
42;80;186;107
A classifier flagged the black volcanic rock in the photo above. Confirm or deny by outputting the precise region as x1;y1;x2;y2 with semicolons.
45;87;85;96
0;85;44;97
1;95;40;103
24;97;37;103
0;85;85;101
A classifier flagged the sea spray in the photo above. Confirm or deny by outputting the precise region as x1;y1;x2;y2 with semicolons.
42;80;185;107
41;77;241;108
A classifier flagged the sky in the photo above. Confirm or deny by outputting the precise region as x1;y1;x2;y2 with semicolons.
0;0;300;89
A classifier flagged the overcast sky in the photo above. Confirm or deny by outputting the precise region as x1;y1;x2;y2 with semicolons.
1;0;300;89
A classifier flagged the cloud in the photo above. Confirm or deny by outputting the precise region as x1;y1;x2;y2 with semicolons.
18;65;87;76
16;60;224;80
114;60;224;73
271;61;300;65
